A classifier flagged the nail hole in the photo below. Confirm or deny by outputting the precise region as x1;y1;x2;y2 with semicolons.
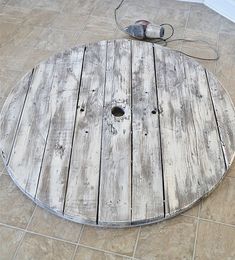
80;108;84;112
85;130;88;133
111;106;125;117
151;110;157;114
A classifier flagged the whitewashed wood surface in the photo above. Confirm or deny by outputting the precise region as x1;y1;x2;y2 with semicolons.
0;39;234;227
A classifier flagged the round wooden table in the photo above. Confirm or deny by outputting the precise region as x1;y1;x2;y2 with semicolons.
1;39;235;227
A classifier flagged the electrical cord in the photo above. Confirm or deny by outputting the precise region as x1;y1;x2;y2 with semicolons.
114;0;219;61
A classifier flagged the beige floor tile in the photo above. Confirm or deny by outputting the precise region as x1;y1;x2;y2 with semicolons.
200;177;235;225
22;8;59;27
18;26;80;51
34;0;66;12
219;16;235;35
227;161;235;178
50;13;89;32
0;22;20;46
28;206;83;243
113;0;157;22
195;220;235;260
74;246;131;260
15;232;76;260
7;0;65;11
187;4;222;35
0;5;30;24
0;225;24;259
0;45;54;71
62;0;97;16
80;226;139;256
218;32;235;58
6;0;39;9
84;15;117;34
0;175;35;228
0;23;35;48
0;70;23;97
91;0;120;18
158;0;191;10
153;7;190;28
182;202;200;217
135;216;197;260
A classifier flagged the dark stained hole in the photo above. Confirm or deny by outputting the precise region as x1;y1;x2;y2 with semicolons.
151;110;157;114
111;106;125;117
80;108;84;112
85;130;88;134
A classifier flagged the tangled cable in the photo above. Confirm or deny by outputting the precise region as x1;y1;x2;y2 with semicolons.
114;0;219;61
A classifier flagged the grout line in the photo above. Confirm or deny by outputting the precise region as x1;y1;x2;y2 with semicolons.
132;226;141;258
0;221;77;246
71;225;85;260
192;203;201;260
181;213;235;229
12;204;37;259
76;243;133;259
179;3;192;52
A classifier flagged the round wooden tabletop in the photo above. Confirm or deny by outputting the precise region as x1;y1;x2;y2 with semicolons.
0;39;235;227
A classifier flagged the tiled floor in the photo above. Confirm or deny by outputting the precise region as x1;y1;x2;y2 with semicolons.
0;0;235;259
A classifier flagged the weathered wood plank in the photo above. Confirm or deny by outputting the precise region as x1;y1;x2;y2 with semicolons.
7;61;56;197
98;39;132;225
131;41;164;223
154;45;225;216
206;70;235;167
0;71;33;164
64;41;107;223
35;47;85;212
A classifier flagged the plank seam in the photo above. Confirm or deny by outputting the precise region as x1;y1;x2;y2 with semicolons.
33;61;61;198
6;68;35;166
62;47;86;214
96;41;108;224
130;40;133;224
205;69;228;170
153;44;166;218
34;117;52;198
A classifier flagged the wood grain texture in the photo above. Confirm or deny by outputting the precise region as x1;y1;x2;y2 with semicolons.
36;47;85;212
98;40;132;225
206;70;235;167
154;46;226;216
0;40;234;227
131;40;164;223
64;41;107;223
0;71;33;164
8;61;56;197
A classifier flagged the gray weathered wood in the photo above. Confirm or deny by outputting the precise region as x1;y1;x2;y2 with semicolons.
154;46;226;216
36;47;85;212
64;41;107;223
98;40;132;225
206;70;235;168
0;40;234;227
8;61;56;197
132;40;164;223
0;71;33;164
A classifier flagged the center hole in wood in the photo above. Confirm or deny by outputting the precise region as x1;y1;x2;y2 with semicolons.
111;106;125;117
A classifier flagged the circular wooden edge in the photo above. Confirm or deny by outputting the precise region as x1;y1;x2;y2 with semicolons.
1;39;235;227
